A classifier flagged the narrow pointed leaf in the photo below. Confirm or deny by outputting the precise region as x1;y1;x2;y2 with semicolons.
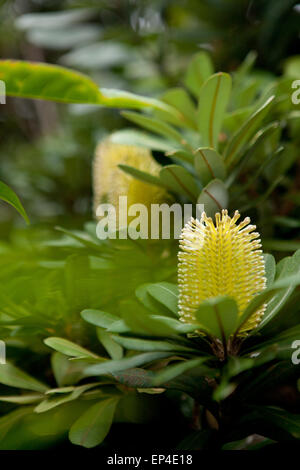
197;73;232;149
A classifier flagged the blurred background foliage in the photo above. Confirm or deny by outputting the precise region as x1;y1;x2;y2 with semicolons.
0;0;299;450
0;0;299;232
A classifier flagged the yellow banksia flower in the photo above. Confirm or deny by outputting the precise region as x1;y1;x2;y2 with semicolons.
178;210;266;335
93;139;170;224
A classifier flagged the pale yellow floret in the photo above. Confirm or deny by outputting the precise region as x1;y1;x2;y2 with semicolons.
178;210;266;335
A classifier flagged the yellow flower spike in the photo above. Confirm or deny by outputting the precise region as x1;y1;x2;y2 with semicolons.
93;139;170;224
178;210;267;336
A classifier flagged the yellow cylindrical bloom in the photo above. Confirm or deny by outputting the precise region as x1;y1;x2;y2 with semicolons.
93;139;169;223
178;210;266;334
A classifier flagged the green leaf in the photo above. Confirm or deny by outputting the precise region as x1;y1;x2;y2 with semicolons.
81;309;120;329
101;88;178;113
161;87;198;129
0;60;177;113
241;406;300;440
236;252;300;334
194;147;226;186
69;398;119;448
122;111;184;145
111;335;195;353
263;253;276;288
97;328;123;360
118;164;162;187
0;363;48;393
122;311;174;337
146;282;179;316
44;337;101;359
0;394;43;404
152;358;209;386
197;73;232;149
34;383;98;414
51;352;86;387
149;316;199;334
184;52;214;98
121;300;176;336
224;96;274;166
262;239;300;252
0;59;103;104
112;368;155;389
159;164;199;200
165;149;194;164
256;249;300;331
84;352;171;377
195;296;238;341
197;179;228;216
0;181;29;224
110;129;173;152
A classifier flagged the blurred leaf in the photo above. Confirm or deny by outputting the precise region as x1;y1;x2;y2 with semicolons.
0;60;177;113
81;309;120;329
111;335;195;353
60;41;133;69
197;73;232;149
118;164;162;187
110;129;173;152
0;394;43;404
184;52;214;98
263;253;276;288
16;8;96;30
0;181;29;224
161;87;197;129
122;111;184;145
69;398;119;448
225;96;274;166
0;60;103;104
0;363;48;393
44;337;101;359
